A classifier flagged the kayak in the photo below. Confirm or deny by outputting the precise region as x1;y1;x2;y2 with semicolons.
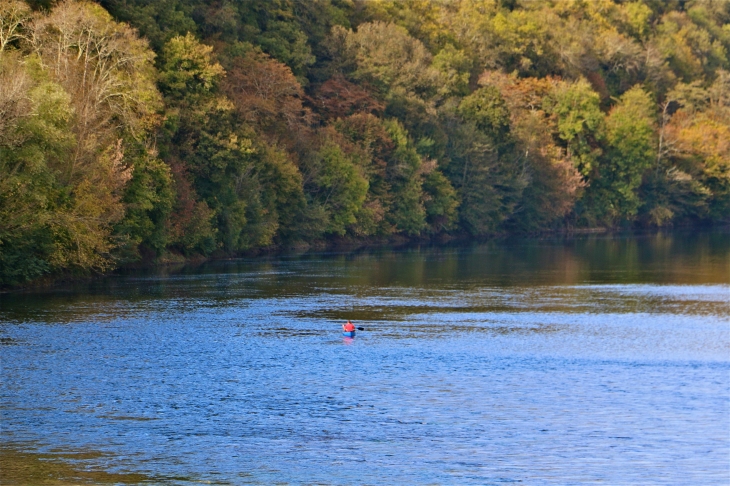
342;330;356;338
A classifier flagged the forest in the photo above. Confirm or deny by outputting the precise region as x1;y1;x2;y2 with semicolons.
1;0;728;286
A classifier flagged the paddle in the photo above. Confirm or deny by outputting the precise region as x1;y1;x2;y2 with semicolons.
357;327;365;331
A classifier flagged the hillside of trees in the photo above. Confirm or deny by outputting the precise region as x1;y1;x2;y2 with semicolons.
1;0;728;286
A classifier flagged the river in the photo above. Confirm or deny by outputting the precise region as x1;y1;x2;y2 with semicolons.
1;230;729;484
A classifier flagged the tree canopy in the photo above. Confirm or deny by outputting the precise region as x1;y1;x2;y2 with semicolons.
2;0;728;286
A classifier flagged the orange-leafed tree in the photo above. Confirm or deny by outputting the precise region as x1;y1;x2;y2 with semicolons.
308;75;384;122
223;49;313;151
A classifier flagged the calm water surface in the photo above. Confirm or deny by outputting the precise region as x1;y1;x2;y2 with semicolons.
1;231;729;484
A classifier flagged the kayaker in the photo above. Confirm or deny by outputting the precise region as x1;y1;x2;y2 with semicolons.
342;320;355;332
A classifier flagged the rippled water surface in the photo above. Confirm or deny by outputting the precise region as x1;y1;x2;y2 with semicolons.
1;231;729;484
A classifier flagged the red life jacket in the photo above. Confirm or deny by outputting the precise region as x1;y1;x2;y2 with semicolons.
344;322;355;331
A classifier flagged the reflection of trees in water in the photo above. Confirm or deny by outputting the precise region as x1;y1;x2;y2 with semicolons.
0;231;727;325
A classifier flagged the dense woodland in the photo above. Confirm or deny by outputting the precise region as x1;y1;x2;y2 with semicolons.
1;0;728;285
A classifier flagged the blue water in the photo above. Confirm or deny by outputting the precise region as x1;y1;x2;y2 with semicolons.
1;232;729;484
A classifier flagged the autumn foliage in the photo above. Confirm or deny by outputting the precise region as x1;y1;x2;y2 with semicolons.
1;0;728;285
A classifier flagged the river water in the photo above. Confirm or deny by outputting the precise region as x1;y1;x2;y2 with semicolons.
1;231;729;485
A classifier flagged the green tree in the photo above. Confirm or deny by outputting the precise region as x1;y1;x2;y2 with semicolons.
333;21;441;101
382;119;428;235
302;134;368;236
441;107;526;235
457;85;512;146
432;44;473;98
588;86;657;224
99;0;197;52
158;32;225;103
0;63;74;284
543;78;604;177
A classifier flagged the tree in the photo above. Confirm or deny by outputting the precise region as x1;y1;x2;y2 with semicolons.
98;0;197;52
655;80;730;224
361;0;453;53
308;74;384;121
301;130;368;236
432;44;473;97
588;86;657;224
30;0;161;176
333;21;441;101
543;78;604;177
0;0;30;54
655;11;728;83
0;62;74;284
382;119;428;235
223;48;312;149
158;32;225;104
457;85;512;146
